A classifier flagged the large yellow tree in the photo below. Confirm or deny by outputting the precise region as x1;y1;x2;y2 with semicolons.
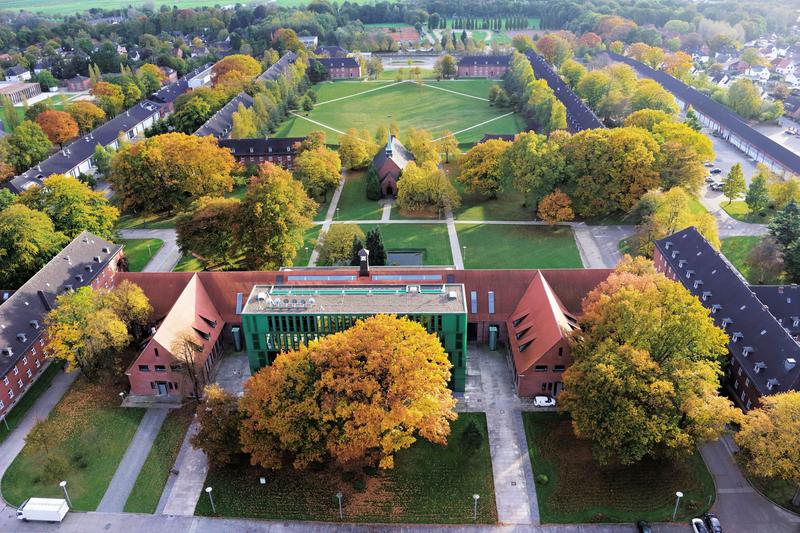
239;315;457;470
735;392;800;506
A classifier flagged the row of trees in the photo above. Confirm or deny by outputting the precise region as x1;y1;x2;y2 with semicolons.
504;51;567;134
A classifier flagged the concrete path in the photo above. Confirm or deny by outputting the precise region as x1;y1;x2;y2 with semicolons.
698;190;770;238
446;208;465;269
97;408;169;511
380;200;391;221
574;225;635;268
119;229;182;272
308;174;346;267
700;436;800;533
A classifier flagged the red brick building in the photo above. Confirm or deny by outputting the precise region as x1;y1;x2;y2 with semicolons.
65;75;92;92
0;232;123;419
315;57;361;79
457;55;510;78
218;137;305;169
371;135;414;197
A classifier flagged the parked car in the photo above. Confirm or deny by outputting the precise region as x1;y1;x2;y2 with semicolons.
710;168;723;174
710;183;724;191
703;512;722;533
691;518;710;533
704;162;715;168
533;395;556;407
637;520;653;533
705;176;715;183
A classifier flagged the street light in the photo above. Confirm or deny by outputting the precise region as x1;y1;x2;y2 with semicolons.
335;491;343;519
462;245;467;264
59;480;72;508
472;494;480;522
672;491;684;520
336;207;340;220
205;486;216;514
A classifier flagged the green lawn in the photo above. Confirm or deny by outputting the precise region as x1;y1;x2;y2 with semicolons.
335;171;383;221
453;186;534;221
0;361;65;445
116;212;178;230
523;412;715;523
172;255;204;272
721;200;775;223
274;80;525;146
721;236;783;284
124;405;194;513
120;238;164;272
688;196;708;215
195;413;496;523
358;223;453;266
294;225;323;267
2;372;145;510
3;0;345;15
457;224;582;269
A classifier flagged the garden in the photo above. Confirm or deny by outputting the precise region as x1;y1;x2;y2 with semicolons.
195;413;497;524
457;224;582;269
523;412;715;523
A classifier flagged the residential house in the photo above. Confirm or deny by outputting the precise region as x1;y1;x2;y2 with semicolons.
5;65;31;82
65;75;92;92
160;66;178;84
773;58;796;76
746;65;771;82
314;46;349;58
298;35;319;49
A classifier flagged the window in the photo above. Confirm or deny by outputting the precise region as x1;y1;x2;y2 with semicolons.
26;369;31;378
7;390;12;400
12;367;18;376
155;365;166;372
150;382;155;389
2;377;8;386
16;379;22;388
22;357;27;366
734;379;739;389
488;291;495;314
558;347;563;356
170;364;182;372
138;365;150;372
470;291;477;314
746;400;752;410
534;365;548;372
154;347;159;357
745;377;750;387
0;400;4;410
554;365;565;372
740;390;747;402
737;366;742;376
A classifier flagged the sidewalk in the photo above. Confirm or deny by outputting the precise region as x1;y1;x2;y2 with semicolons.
119;229;182;272
308;174;346;267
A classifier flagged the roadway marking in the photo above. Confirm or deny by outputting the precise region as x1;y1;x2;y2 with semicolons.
421;82;490;101
288;111;345;135
433;112;515;141
314;81;404;106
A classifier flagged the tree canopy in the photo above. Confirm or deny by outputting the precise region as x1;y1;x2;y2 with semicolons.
0;204;68;289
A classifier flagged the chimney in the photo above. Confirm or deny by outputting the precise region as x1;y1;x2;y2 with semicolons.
786;358;797;371
358;248;370;277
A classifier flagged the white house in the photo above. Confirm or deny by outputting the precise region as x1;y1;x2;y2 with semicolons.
747;65;771;82
773;58;796;76
5;66;31;82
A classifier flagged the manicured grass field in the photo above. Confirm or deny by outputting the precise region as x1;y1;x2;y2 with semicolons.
2;371;145;510
0;361;65;445
523;412;715;523
120;238;164;272
124;405;194;513
453;187;534;221
457;224;582;269
335;171;383;221
721;200;775;223
358;223;453;265
274;80;525;146
195;413;497;524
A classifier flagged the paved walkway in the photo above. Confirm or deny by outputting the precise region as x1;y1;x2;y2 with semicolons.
574;225;634;268
700;436;800;533
380;200;391;221
119;229;182;272
97;408;169;511
446;208;465;269
308;175;346;267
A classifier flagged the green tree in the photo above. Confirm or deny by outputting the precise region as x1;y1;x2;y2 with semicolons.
319;224;365;266
366;165;382;201
230;103;258;139
0;204;67;289
433;54;457;79
396;162;460;215
238;163;317;270
1;95;21;132
560;257;740;465
685;107;702;131
171;97;212;134
175;197;242;270
501;131;566;210
770;201;800;249
4;120;53;173
745;173;770;214
19;174;119;239
365;227;387;266
92;144;114;176
727;79;762;119
560;59;586;89
722;163;747;204
630;79;679;115
191;384;241;467
576;71;611;109
403;128;440;166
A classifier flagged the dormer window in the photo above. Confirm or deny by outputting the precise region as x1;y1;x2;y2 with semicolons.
685;270;695;279
711;304;722;314
665;241;673;250
693;280;703;289
671;250;680;259
767;378;780;391
721;317;732;329
742;346;753;357
702;291;712;301
731;332;743;342
754;361;767;373
512;314;528;328
678;259;687;268
793;317;800;328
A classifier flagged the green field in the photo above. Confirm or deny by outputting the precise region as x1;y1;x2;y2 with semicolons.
335;171;384;221
274;80;525;146
358;223;453;266
195;413;497;523
0;361;65;445
457;224;582;269
722;200;776;223
120;238;163;272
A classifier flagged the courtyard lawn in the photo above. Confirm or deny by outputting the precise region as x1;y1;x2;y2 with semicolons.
452;177;534;221
721;236;783;284
172;255;204;272
523;412;715;523
313;194;332;222
273;80;525;146
195;413;496;524
457;224;582;269
1;370;145;510
0;361;65;445
721;200;775;223
293;226;323;267
358;223;452;266
335;171;383;221
115;212;178;230
124;405;194;513
120;238;164;272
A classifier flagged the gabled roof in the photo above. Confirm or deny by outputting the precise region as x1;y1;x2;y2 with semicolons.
194;92;253;139
257;51;297;82
218;137;304;157
0;232;121;378
314;46;349;57
507;271;578;374
316;57;359;69
458;55;510;67
371;135;414;174
654;227;800;396
6;65;27;76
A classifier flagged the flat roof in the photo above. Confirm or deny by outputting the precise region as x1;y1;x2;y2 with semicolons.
241;284;467;315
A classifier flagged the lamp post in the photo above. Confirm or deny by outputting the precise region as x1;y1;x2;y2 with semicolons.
672;491;684;520
205;486;216;514
59;480;72;508
472;494;480;522
336;207;340;220
462;245;467;264
335;491;343;519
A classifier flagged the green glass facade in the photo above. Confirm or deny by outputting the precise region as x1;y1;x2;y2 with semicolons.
240;311;468;391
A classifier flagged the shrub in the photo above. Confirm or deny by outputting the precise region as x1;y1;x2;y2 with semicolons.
536;473;549;485
352;478;367;491
366;166;381;201
460;420;484;456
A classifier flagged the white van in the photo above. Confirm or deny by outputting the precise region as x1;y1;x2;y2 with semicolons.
16;498;69;522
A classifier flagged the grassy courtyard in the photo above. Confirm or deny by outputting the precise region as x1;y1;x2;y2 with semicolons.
195;413;497;524
721;200;775;223
721;236;783;284
2;370;145;510
120;238;163;272
523;412;715;523
335;171;384;220
0;361;65;445
457;224;582;269
359;223;453;266
124;405;194;513
274;80;525;146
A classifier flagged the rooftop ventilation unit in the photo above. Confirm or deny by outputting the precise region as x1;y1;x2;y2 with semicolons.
785;358;797;371
93;256;101;262
447;291;457;300
1;347;12;357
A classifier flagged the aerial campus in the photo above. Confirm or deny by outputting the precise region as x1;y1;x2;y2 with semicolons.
3;1;800;533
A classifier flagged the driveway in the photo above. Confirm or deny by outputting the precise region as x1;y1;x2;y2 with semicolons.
118;229;181;272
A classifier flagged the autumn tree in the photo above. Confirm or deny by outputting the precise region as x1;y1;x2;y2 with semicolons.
293;146;341;201
100;280;152;339
536;34;573;67
176;197;242;270
0;204;67;289
500;130;567;210
722;163;747;204
560;59;586;89
319;224;365;266
457;138;511;199
212;54;262;83
191;384;241;467
338;128;378;170
230;103;257;139
66;101;106;134
3;120;53;173
238;163;316;270
91;81;125;116
109;133;235;214
662;51;693;80
396;161;460;215
746;236;784;284
239;315;457;470
433;54;457;79
403;128;440;166
560;257;740;465
727;79;762;120
136;63;164;95
537;189;574;224
436;132;460;164
19;174;119;239
630;79;679;115
577;70;612;108
735;392;800;506
34;110;79;148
